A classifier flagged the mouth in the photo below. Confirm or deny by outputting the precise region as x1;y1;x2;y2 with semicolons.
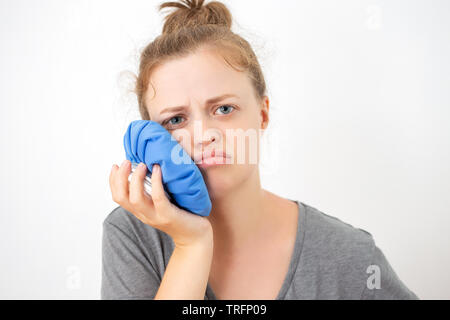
194;150;231;168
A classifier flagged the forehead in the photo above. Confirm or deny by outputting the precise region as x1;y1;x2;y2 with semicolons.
145;48;252;109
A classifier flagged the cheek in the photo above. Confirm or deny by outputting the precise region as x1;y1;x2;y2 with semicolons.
224;112;262;163
201;164;257;200
171;130;195;157
224;130;261;166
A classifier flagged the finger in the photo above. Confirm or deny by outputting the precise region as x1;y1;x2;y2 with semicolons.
109;164;118;189
115;160;131;204
129;163;154;209
109;164;119;200
150;164;171;212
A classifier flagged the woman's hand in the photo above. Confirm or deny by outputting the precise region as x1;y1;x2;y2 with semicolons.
109;160;213;248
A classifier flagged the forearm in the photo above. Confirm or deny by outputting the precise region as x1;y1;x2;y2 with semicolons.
154;232;214;300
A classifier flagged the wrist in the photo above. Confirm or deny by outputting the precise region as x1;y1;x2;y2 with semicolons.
175;229;214;251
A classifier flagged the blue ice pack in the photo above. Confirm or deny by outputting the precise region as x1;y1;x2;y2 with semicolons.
123;120;212;217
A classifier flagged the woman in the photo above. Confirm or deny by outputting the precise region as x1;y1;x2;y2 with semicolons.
103;0;418;300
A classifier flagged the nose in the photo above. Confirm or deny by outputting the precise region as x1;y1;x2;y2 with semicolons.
196;125;222;149
191;117;224;157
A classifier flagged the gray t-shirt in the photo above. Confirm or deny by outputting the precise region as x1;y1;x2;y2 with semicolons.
101;200;419;300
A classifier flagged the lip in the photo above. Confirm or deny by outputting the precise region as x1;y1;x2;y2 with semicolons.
194;150;231;168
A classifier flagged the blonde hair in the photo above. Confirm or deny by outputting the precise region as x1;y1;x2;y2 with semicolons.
134;0;267;120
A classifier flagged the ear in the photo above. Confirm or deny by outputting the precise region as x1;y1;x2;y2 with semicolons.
260;96;270;131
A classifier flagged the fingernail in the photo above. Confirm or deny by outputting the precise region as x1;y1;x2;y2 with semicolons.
153;164;159;173
138;163;146;170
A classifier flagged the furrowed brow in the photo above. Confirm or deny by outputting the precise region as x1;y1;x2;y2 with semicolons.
159;94;238;114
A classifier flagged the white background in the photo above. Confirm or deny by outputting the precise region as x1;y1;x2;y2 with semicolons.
0;0;449;299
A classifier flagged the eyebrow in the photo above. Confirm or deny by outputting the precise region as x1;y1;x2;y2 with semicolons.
159;94;238;115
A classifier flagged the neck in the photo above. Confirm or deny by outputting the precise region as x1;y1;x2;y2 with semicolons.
207;167;269;254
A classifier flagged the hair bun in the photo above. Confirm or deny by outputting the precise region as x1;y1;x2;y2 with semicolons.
159;0;232;35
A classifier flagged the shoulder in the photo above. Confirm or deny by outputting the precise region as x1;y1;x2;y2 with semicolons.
295;202;418;299
295;202;376;298
102;206;174;254
301;202;375;256
103;206;139;232
101;207;172;300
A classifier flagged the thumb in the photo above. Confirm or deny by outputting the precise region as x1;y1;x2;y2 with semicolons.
150;164;171;211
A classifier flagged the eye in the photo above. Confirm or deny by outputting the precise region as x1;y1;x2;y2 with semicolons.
215;105;235;115
164;116;185;128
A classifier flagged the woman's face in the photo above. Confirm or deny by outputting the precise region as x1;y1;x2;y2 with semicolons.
145;46;269;200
